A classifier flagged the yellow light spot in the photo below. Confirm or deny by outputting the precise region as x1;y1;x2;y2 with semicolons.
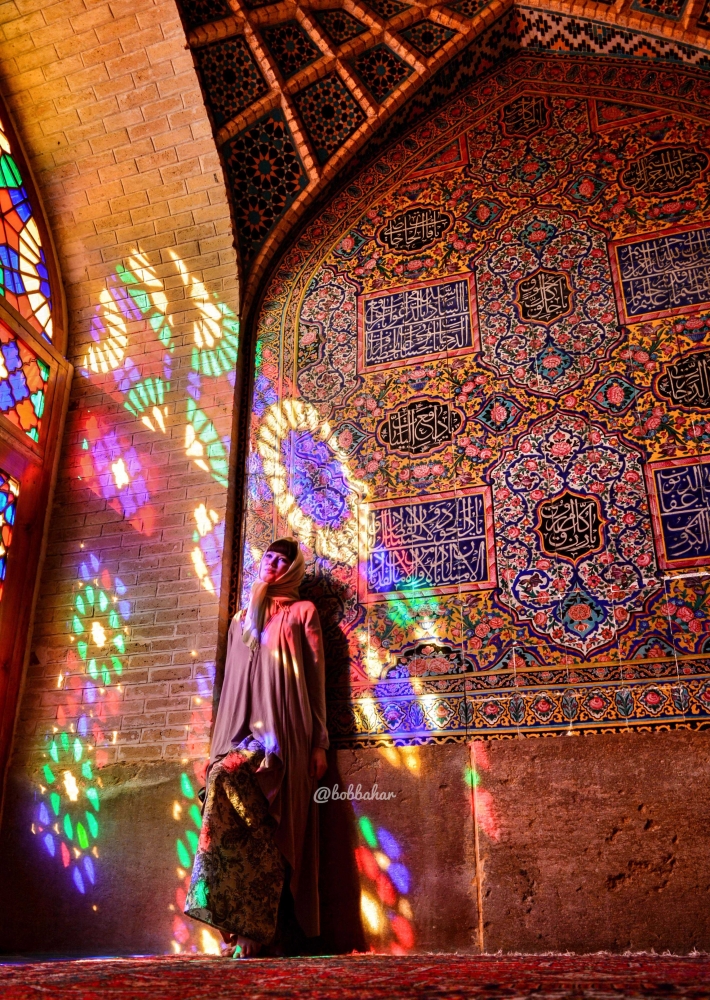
141;415;155;432
172;801;182;820
91;620;106;648
62;770;79;802
112;731;117;744
201;929;222;956
402;746;420;774
111;457;130;489
360;891;382;934
194;503;219;537
398;898;413;920
57;673;63;688
379;746;400;768
153;406;167;433
171;941;181;954
176;867;186;879
374;851;390;871
191;547;214;594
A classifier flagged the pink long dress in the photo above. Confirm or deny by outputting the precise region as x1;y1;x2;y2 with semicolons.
209;598;329;937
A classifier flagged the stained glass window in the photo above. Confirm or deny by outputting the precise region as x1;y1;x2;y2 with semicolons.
0;122;52;340
0;469;19;601
0;317;49;442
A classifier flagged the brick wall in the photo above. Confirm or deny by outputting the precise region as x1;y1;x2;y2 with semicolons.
0;0;238;770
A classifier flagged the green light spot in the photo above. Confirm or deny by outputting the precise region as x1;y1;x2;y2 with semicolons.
72;615;84;635
88;659;98;680
75;594;86;615
73;738;82;762
85;586;94;606
63;814;73;840
98;591;108;613
61;732;70;751
48;742;58;763
177;839;191;868
189;804;202;829
109;609;119;629
193;879;208;908
50;793;60;816
464;766;480;788
77;641;88;661
77;822;89;849
186;829;199;856
86;811;99;838
180;773;195;799
43;764;56;784
113;634;125;654
101;666;110;686
81;438;89;450
358;816;378;849
81;761;93;780
86;787;100;811
111;656;123;676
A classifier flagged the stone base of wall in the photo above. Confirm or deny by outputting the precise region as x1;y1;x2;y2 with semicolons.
1;730;708;955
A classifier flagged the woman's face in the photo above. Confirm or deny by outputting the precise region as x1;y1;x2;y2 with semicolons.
259;549;291;584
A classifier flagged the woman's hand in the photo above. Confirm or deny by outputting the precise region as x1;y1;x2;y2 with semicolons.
309;747;327;781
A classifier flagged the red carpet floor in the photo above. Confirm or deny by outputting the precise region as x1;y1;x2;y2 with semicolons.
1;954;709;1000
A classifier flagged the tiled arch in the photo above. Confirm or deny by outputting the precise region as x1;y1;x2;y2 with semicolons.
177;0;710;312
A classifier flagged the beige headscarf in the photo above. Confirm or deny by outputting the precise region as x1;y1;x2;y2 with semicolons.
241;538;306;651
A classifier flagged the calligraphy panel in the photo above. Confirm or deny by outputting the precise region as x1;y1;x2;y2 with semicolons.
377;398;464;455
359;486;496;602
657;350;710;409
378;207;452;252
620;147;707;195
611;225;710;323
646;456;710;569
358;274;478;372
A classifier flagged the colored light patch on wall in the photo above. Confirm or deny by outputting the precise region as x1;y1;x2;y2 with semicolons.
0;317;49;441
0;468;18;601
0;123;52;340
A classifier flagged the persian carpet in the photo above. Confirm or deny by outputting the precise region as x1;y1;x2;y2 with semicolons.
1;953;709;999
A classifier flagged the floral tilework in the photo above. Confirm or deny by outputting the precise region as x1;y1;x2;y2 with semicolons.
444;0;491;17
193;36;268;128
351;45;412;103
400;20;457;56
0;468;18;602
261;21;321;80
0;318;49;442
178;0;232;30
294;75;366;165
223;109;308;264
366;0;411;18
630;0;688;18
313;9;368;45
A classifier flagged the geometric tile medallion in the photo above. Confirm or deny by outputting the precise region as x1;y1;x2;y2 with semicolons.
351;45;412;103
631;0;688;17
193;37;269;128
400;20;457;56
262;21;321;80
700;0;710;27
178;0;232;30
366;0;411;17
444;0;491;17
222;109;308;263
313;9;368;45
294;74;366;165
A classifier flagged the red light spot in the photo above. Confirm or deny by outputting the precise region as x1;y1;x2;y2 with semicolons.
376;872;396;907
391;914;414;950
61;842;71;868
355;845;379;881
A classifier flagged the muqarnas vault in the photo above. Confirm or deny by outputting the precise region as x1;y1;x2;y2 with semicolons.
244;55;710;745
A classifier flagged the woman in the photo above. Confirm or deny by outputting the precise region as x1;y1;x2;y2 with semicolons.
184;538;329;957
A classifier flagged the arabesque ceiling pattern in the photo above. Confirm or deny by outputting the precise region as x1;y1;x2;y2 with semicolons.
177;0;710;309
